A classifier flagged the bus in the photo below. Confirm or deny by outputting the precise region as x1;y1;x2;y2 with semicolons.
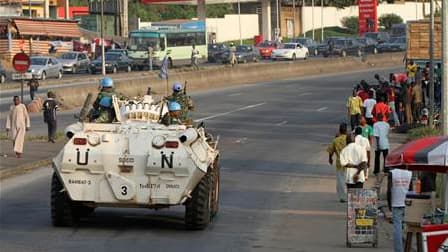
128;27;207;69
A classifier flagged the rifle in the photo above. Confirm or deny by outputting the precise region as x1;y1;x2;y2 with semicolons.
184;80;188;95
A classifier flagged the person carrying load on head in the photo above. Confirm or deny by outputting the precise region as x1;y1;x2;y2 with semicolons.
91;77;117;123
166;82;194;123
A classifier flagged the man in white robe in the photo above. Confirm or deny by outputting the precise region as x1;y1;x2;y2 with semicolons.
6;96;30;158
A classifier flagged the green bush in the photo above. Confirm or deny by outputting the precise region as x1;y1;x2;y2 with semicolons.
379;14;403;31
407;127;442;141
340;16;358;33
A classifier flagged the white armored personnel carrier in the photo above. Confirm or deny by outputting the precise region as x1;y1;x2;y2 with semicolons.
51;94;220;230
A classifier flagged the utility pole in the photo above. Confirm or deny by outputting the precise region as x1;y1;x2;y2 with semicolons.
320;0;323;41
312;0;315;40
276;0;280;40
303;0;306;38
238;0;242;45
441;0;448;213
101;0;105;76
28;0;31;18
293;0;296;38
429;0;435;127
65;0;69;19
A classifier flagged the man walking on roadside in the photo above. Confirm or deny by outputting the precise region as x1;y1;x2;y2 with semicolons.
387;168;412;252
354;126;371;180
363;90;376;126
327;123;348;203
347;89;363;131
42;91;58;143
27;77;39;101
340;134;368;189
191;44;199;71
373;113;390;176
411;81;423;124
5;96;30;158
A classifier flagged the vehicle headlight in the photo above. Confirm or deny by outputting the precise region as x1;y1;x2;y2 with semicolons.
64;63;73;67
87;133;101;146
152;135;166;148
105;63;111;67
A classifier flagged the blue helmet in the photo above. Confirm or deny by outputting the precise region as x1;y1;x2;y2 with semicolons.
100;77;114;88
168;101;181;112
172;82;183;92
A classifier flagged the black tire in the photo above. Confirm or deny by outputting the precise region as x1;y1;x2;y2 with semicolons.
185;171;212;230
51;172;77;226
41;71;46;80
304;52;309;60
168;58;173;69
91;69;96;75
210;158;220;218
57;70;63;79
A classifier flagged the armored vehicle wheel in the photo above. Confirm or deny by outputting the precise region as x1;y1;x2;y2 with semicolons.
185;171;212;230
210;159;220;218
51;172;77;226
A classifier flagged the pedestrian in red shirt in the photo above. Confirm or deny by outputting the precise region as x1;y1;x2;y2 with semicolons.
372;96;391;123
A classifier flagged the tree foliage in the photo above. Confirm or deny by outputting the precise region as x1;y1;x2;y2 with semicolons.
379;13;403;30
340;16;358;33
206;4;233;18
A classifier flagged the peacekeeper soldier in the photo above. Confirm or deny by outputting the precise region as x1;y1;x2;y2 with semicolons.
166;82;194;122
161;101;184;126
90;77;117;123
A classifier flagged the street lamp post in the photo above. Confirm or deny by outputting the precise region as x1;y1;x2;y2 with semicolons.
321;0;323;41
303;0;306;38
101;0;105;76
276;0;280;40
312;0;314;40
293;0;296;38
429;0;434;128
441;0;448;213
238;0;242;45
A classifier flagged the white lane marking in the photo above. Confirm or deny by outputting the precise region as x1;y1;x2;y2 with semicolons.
275;120;288;126
194;102;266;122
298;92;312;96
228;92;243;97
317;107;328;112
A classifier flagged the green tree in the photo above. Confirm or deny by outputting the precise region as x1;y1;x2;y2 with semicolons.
340;16;358;33
206;4;232;18
379;13;403;30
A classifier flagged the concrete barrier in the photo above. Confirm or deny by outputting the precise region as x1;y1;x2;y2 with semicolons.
55;53;405;110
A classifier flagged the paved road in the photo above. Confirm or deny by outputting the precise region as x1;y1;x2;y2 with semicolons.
0;68;396;252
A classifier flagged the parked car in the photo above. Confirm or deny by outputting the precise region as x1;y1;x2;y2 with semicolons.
0;63;6;84
356;37;379;54
377;36;406;53
317;37;339;55
271;43;309;60
108;49;136;69
58;52;90;74
90;52;133;74
363;32;390;44
208;43;228;63
292;37;319;56
28;56;63;80
322;38;364;57
255;41;279;58
220;45;260;63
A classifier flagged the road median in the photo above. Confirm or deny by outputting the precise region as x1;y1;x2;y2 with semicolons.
55;53;405;110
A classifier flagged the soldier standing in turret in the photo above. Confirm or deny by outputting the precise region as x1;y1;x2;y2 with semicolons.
90;77;117;123
166;82;194;123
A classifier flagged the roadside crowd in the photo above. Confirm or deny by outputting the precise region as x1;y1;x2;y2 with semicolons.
326;60;443;252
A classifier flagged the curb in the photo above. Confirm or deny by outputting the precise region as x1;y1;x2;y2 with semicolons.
0;159;51;180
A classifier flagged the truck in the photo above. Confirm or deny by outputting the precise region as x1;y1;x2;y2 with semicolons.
406;19;442;66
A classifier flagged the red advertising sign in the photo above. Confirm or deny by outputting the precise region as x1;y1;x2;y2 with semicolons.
358;0;378;36
12;53;30;73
